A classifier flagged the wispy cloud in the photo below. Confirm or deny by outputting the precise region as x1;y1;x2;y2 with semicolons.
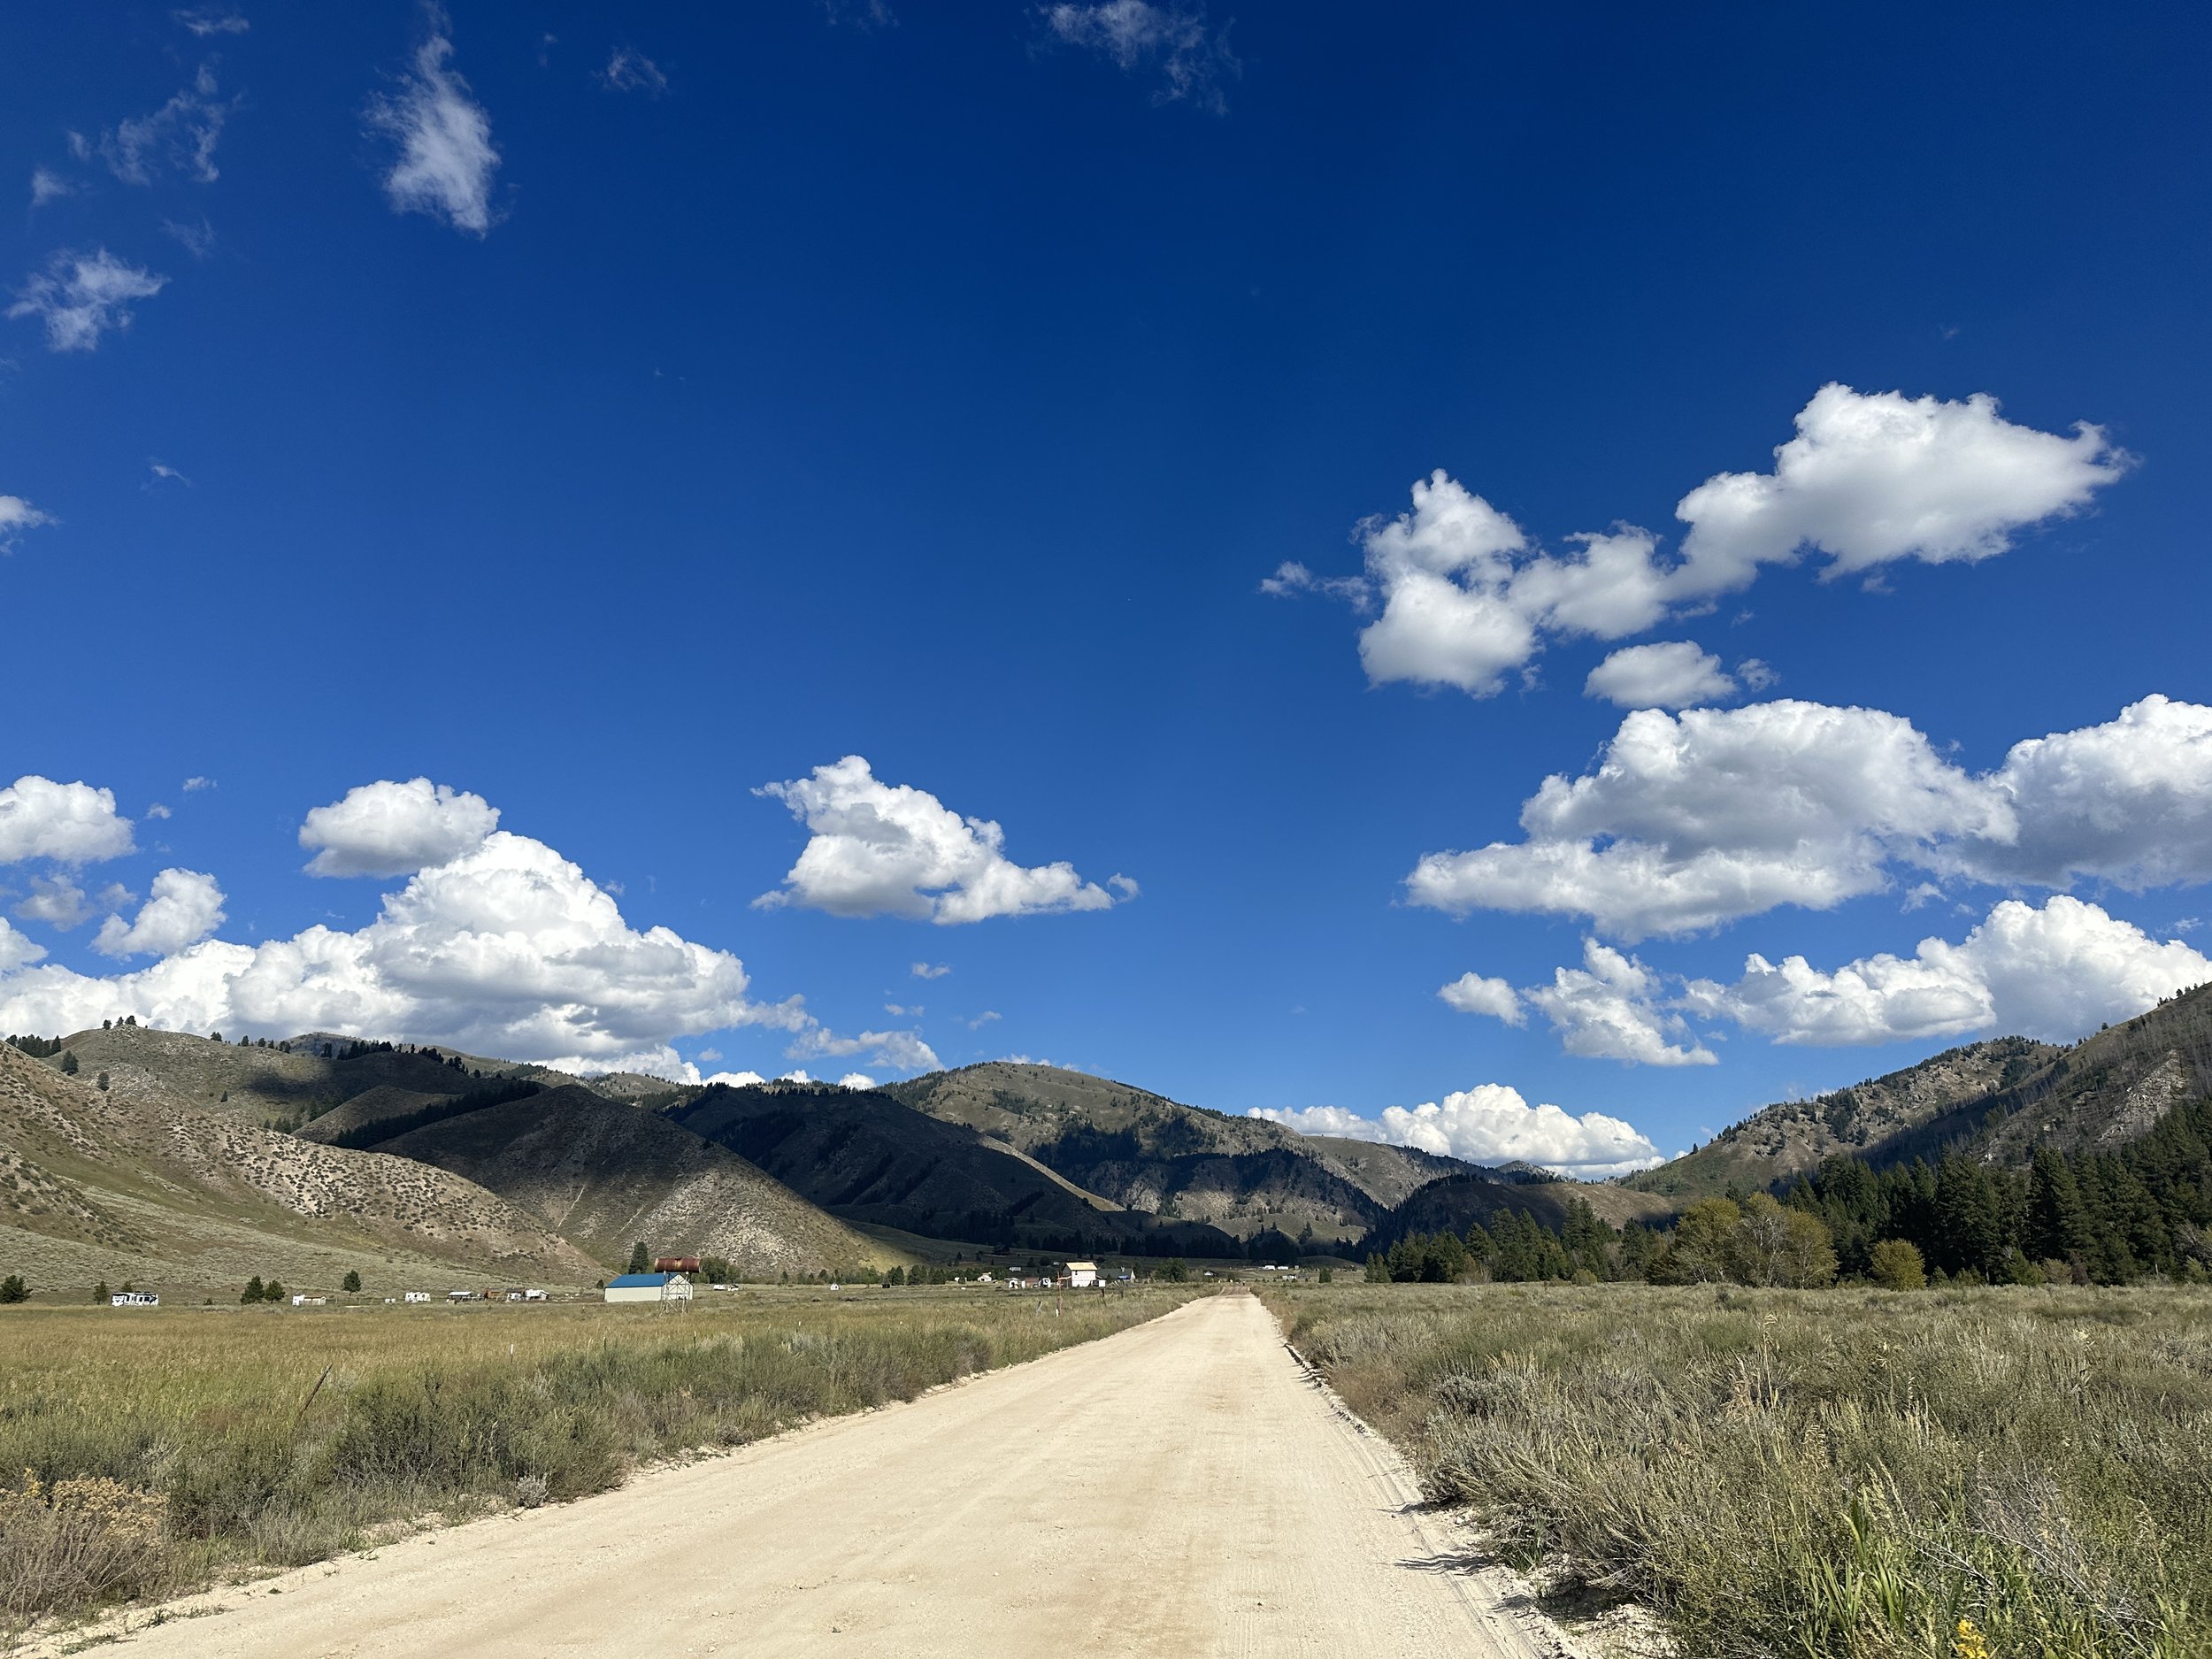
29;168;73;209
598;48;668;96
1041;2;1239;113
99;65;235;185
367;9;502;235
819;0;896;27
173;9;250;35
7;250;168;353
163;217;216;259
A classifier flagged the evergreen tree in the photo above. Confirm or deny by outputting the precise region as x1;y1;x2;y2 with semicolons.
242;1276;264;1304
1933;1156;2007;1280
0;1275;26;1303
59;1049;79;1075
2023;1146;2092;1265
627;1240;651;1273
342;1271;362;1293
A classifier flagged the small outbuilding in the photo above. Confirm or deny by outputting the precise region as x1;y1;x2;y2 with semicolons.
604;1271;693;1304
110;1291;158;1308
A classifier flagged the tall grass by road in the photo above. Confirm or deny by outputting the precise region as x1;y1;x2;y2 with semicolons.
0;1286;1194;1639
1269;1283;2212;1659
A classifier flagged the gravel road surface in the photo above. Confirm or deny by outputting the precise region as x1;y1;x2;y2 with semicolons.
59;1294;1572;1657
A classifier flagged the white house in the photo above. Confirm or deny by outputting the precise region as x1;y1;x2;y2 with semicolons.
403;1291;431;1303
109;1291;158;1308
290;1294;326;1307
603;1271;693;1303
1065;1261;1098;1288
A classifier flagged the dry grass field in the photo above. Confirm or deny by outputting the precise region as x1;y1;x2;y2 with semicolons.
1267;1282;2212;1659
0;1285;1197;1640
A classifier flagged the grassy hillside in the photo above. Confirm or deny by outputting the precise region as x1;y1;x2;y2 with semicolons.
381;1084;895;1276
0;1043;600;1301
883;1063;1456;1242
671;1080;1236;1256
26;1024;545;1131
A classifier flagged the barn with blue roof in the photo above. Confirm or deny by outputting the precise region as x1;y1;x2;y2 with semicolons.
603;1271;693;1303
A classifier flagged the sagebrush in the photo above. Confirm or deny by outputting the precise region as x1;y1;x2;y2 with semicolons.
1271;1282;2212;1659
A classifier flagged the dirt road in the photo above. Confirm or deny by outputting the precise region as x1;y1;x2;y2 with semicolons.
73;1294;1572;1658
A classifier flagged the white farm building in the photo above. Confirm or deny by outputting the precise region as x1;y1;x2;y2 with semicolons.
604;1272;693;1303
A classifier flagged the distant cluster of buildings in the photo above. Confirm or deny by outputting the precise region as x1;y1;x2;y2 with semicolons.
96;1256;1147;1312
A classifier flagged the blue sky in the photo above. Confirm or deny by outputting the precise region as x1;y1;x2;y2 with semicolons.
5;4;2211;1176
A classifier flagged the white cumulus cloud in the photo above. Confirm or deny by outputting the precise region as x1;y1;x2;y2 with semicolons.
8;250;167;352
1523;941;1716;1066
1407;695;2212;942
0;778;135;865
1437;972;1522;1025
1256;1083;1663;1179
1672;384;2127;591
1279;387;2127;697
1686;895;2212;1047
0;920;46;974
0;822;805;1076
1963;695;2212;890
12;877;133;931
299;778;500;877
93;868;227;959
1584;641;1736;710
787;1025;941;1075
700;1069;766;1088
0;493;55;549
757;757;1127;925
368;12;501;234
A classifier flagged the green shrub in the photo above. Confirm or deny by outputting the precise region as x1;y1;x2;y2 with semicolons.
1869;1238;1926;1289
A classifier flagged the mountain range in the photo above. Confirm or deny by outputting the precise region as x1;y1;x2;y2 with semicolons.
8;982;2208;1298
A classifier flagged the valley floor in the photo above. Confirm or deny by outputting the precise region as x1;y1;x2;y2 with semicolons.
20;1294;1571;1659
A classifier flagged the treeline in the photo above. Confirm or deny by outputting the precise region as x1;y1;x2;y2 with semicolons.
1784;1087;2212;1285
1368;1200;1647;1285
323;1079;542;1150
1362;1090;2212;1291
